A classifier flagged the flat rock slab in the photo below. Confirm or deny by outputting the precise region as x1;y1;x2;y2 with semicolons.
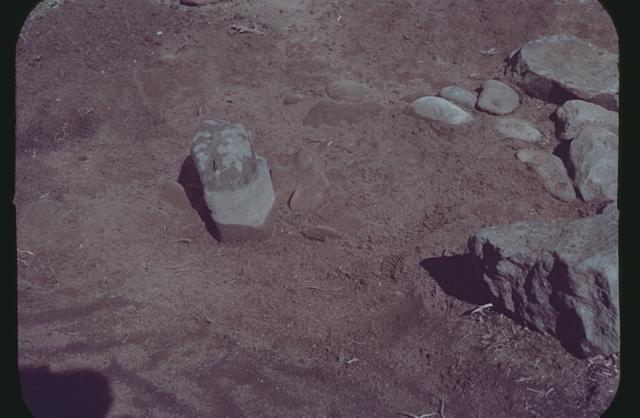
505;34;619;110
468;209;619;357
567;126;618;201
516;149;575;202
191;120;275;242
303;100;383;127
406;96;473;125
325;79;376;103
494;117;541;143
553;100;618;141
438;85;478;109
477;80;520;115
289;168;330;214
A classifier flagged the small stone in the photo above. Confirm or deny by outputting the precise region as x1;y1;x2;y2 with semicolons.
438;85;478;109
289;168;330;214
406;96;473;125
553;100;618;141
494;117;542;143
303;100;383;127
516;149;576;202
477;80;520;115
301;225;344;241
180;0;209;5
295;148;315;172
567;126;618;201
325;79;376;103
158;180;192;211
505;34;619;110
283;93;304;105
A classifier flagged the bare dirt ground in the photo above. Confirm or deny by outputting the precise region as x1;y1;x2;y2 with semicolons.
15;0;620;417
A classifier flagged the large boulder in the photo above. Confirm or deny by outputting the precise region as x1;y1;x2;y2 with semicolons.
406;96;473;125
553;100;618;141
468;209;619;358
190;120;275;242
505;34;619;110
567;126;618;201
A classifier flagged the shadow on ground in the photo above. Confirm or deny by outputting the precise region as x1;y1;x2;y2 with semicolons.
20;365;113;418
419;254;492;306
178;155;221;240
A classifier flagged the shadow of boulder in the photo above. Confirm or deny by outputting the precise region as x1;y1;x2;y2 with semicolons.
178;155;221;240
419;254;492;306
20;365;113;418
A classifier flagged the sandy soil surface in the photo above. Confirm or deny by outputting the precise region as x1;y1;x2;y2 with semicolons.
15;0;619;416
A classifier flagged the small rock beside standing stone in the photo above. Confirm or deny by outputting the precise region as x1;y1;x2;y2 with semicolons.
477;79;520;115
289;168;330;214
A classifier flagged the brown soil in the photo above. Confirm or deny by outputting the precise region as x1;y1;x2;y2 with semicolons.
15;1;619;417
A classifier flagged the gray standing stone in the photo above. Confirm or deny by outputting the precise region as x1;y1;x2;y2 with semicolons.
326;79;376;103
494;117;542;143
516;149;575;202
505;34;619;110
289;168;330;214
468;209;619;357
406;96;473;125
438;85;478;109
477;80;520;115
191;120;275;242
553;100;618;141
567;126;618;201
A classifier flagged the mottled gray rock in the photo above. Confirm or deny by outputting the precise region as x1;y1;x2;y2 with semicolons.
406;96;473;125
468;209;619;357
567;126;618;201
494;117;542;143
289;168;330;214
438;85;478;109
191;120;275;242
477;80;520;115
505;34;619;110
303;100;383;127
516;149;575;202
553;100;618;141
326;79;376;103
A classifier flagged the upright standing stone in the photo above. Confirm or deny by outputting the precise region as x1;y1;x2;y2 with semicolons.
190;120;275;242
505;34;619;110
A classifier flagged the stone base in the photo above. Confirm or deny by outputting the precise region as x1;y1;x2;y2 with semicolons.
214;210;274;243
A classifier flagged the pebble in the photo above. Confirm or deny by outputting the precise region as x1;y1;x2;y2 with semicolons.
477;80;520;115
283;93;304;105
438;85;478;109
301;225;344;241
289;168;330;214
494;117;542;143
406;96;473;125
